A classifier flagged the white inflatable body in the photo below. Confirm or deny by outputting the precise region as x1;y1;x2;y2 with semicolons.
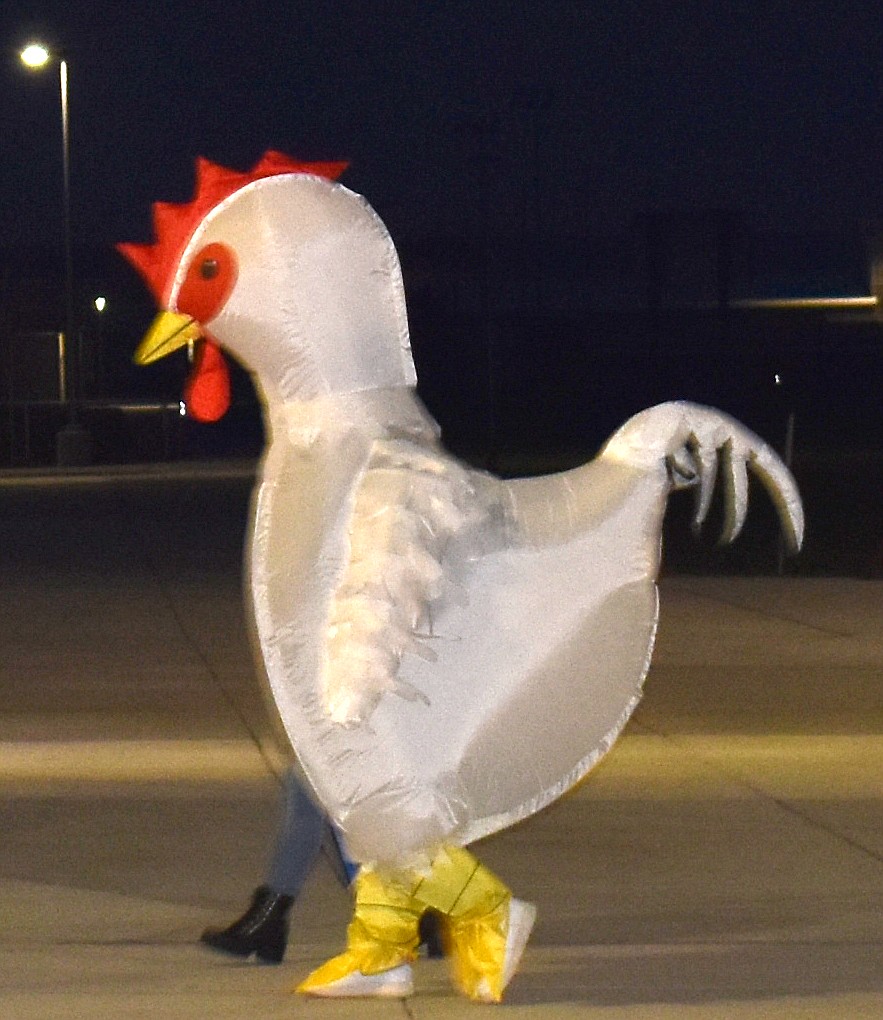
127;162;804;868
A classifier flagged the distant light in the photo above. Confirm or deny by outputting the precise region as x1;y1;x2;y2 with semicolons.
179;401;187;417
20;44;50;68
94;296;107;313
733;296;877;310
774;374;782;386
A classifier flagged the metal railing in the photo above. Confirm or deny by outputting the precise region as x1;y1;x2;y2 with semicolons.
1;399;186;467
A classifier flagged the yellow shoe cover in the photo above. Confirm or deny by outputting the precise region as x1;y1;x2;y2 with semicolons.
297;849;534;1003
469;897;536;1003
411;846;535;1003
297;869;420;998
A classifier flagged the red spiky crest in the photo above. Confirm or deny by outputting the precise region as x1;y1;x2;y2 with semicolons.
117;152;348;305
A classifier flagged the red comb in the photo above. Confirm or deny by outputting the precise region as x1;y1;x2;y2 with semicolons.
117;152;348;304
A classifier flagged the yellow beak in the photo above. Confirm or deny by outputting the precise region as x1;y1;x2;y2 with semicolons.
133;311;203;366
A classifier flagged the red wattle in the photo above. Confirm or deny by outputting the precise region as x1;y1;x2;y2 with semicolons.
184;340;231;422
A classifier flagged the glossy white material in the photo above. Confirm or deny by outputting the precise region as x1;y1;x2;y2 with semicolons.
166;172;803;868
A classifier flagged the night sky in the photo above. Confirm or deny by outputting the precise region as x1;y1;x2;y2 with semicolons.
3;1;883;254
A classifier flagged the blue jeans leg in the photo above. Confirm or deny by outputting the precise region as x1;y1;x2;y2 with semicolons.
265;771;326;897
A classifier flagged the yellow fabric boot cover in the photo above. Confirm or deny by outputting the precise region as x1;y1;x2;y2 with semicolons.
411;845;512;1002
297;869;421;993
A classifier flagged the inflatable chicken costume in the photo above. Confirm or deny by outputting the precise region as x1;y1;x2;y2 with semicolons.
120;153;803;1002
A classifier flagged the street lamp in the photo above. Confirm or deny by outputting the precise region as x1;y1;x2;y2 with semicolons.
20;42;91;464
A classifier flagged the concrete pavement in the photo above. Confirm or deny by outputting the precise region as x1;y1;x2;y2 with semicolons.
0;468;880;1017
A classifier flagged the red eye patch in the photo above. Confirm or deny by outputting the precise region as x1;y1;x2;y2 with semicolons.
176;242;237;323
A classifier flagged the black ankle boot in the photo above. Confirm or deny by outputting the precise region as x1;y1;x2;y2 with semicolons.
200;886;294;964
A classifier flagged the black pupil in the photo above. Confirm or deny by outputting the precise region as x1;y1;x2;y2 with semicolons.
200;258;219;280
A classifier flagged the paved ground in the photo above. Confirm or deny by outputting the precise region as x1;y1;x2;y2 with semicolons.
0;466;880;1018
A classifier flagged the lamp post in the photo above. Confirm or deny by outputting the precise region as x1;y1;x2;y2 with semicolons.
20;42;91;465
93;295;106;393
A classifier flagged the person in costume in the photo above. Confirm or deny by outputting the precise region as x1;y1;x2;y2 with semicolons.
121;153;803;1001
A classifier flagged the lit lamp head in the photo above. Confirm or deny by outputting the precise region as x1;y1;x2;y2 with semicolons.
20;43;51;68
